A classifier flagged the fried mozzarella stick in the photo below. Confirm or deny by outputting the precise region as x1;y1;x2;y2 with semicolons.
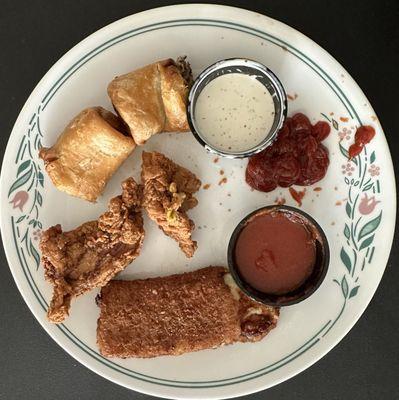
97;267;279;358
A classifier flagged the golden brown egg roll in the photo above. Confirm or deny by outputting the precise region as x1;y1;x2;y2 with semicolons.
39;107;135;202
107;57;192;145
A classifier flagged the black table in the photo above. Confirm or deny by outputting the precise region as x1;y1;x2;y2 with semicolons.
1;1;398;399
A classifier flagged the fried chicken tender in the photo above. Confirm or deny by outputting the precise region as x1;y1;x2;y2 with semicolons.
141;151;201;257
40;178;145;323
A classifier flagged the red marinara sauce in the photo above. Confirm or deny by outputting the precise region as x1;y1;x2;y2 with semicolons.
246;113;330;192
348;125;376;159
235;210;316;295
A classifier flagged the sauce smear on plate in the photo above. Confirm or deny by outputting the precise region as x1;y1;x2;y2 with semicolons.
245;113;330;192
348;125;376;159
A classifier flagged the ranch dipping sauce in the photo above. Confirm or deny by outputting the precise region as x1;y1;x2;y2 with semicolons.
194;73;276;153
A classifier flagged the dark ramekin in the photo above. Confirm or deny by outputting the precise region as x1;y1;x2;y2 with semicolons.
227;205;330;307
187;58;287;159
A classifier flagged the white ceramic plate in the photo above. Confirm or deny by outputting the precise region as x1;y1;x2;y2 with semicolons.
0;5;395;399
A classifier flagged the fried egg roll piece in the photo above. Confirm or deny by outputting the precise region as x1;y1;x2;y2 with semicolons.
107;57;192;145
39;107;135;202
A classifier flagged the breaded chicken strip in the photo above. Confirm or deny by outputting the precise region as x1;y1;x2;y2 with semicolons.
40;178;145;323
141;151;201;257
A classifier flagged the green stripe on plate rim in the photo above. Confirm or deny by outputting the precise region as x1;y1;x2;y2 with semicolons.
13;18;366;388
40;19;361;125
12;215;332;387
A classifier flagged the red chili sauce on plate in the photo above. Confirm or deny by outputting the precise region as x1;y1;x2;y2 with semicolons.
245;113;330;192
348;125;376;159
234;211;316;295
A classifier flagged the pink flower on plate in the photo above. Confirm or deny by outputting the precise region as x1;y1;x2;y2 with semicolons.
338;127;351;141
368;164;380;176
9;191;29;211
359;193;380;215
33;229;42;241
341;163;355;176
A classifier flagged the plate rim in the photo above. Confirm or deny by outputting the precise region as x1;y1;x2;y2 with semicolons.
1;4;396;399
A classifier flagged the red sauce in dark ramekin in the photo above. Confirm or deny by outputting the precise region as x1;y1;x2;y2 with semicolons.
234;210;316;295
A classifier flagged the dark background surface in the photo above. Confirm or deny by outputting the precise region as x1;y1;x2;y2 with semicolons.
1;1;398;399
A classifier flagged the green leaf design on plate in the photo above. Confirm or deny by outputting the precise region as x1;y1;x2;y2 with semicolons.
8;168;32;197
362;183;374;192
320;112;331;123
339;143;349;159
345;202;352;218
358;211;382;241
16;215;25;223
38;171;44;187
370;151;376;164
359;234;374;250
29;239;40;268
37;191;43;206
332;118;339;130
340;247;352;273
339;143;357;165
341;275;349;298
17;160;31;176
344;224;350;239
349;285;360;298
